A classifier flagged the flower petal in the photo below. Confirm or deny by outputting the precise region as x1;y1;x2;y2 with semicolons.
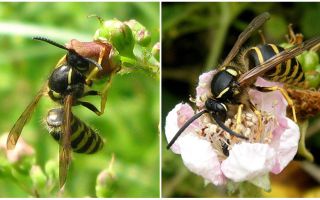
165;103;201;154
196;71;216;108
221;143;276;182
180;133;227;185
270;117;299;174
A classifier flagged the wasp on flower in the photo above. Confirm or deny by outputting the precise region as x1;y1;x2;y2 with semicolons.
165;12;320;191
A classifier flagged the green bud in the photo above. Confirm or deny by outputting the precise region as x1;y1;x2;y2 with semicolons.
94;19;135;57
298;51;319;72
30;165;47;189
305;71;320;88
44;160;59;182
125;20;151;46
95;168;117;198
96;155;117;198
151;42;160;60
109;48;122;72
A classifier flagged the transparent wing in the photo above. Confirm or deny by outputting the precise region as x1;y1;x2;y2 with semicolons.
59;94;73;188
238;36;320;87
220;12;270;68
7;82;47;149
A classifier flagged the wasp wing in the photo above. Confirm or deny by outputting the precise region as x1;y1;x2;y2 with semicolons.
59;94;73;188
7;82;48;149
238;36;320;87
220;12;270;69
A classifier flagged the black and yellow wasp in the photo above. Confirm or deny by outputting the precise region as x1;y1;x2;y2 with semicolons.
167;12;320;149
7;36;115;188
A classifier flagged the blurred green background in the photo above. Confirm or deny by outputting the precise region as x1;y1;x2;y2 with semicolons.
0;2;159;197
162;2;320;198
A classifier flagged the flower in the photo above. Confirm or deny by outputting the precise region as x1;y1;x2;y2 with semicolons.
165;71;300;189
0;134;35;164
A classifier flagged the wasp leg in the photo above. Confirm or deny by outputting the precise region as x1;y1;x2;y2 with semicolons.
85;46;106;84
249;102;263;141
83;90;100;97
254;85;297;122
56;55;66;68
235;104;243;133
78;101;101;115
99;73;115;116
258;30;266;44
287;24;303;45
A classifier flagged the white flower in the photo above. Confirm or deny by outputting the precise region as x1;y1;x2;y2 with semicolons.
165;71;300;188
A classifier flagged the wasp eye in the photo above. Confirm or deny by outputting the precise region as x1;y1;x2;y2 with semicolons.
66;50;89;73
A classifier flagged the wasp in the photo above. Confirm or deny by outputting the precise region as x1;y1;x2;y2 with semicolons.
167;12;320;149
6;36;115;188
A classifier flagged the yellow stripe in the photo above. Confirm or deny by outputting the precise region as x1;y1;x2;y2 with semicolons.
278;60;292;82
293;72;304;84
269;44;280;54
71;122;84;141
86;131;97;153
226;68;238;76
266;44;282;78
268;64;282;79
216;87;230;98
73;129;89;151
68;68;72;85
288;63;299;81
252;47;264;64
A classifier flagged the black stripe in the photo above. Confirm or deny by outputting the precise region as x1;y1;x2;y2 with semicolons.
50;130;61;141
246;48;260;69
286;59;297;79
277;62;287;78
89;135;103;154
76;129;95;153
71;123;86;149
293;62;304;83
71;118;79;133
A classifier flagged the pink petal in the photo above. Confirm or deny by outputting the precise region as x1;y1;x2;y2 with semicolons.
165;103;202;154
180;133;227;185
195;71;216;108
270;117;299;174
221;143;276;182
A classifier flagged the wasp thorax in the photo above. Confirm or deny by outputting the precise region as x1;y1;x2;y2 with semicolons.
48;65;85;101
210;67;239;102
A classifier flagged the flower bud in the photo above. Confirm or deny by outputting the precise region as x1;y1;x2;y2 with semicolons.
109;48;122;72
305;71;320;88
96;155;117;198
298;51;319;72
125;20;151;46
94;19;135;57
30;165;47;189
0;134;35;173
95;169;117;198
45;159;59;182
152;42;160;60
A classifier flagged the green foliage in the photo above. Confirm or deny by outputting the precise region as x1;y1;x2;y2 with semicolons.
0;2;159;197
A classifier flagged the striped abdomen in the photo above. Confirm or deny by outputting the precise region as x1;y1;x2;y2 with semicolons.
245;44;305;85
46;108;104;154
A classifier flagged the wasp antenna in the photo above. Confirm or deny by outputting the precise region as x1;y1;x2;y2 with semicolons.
167;110;209;150
84;58;103;71
212;115;249;140
33;36;68;51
